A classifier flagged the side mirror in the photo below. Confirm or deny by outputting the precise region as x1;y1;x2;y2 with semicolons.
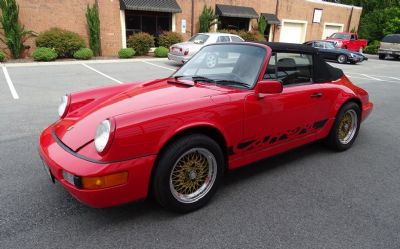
256;80;283;98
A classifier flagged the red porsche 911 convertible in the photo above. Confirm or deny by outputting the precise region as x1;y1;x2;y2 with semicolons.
39;42;373;212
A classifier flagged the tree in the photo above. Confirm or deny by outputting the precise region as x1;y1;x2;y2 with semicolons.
86;4;101;56
358;7;400;41
258;16;267;35
0;0;35;59
199;6;219;32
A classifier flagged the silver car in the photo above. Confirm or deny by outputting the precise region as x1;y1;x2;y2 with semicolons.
168;32;244;64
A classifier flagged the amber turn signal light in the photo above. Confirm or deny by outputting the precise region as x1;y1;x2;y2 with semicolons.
81;171;128;190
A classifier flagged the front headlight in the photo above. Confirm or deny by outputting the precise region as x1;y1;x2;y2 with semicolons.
350;53;356;57
58;95;70;118
94;119;113;153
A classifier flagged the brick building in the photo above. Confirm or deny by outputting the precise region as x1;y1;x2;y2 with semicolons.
16;0;362;56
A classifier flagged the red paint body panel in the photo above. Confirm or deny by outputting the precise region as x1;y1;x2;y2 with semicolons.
38;43;373;208
326;32;368;51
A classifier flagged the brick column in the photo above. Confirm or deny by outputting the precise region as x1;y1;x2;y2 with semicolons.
97;0;123;56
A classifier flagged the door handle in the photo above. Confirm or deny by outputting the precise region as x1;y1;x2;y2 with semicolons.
311;92;323;98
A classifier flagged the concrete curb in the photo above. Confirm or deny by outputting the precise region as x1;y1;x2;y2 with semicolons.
1;57;171;68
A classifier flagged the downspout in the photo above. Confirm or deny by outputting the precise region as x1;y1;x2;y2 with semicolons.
191;0;194;36
347;6;354;32
272;0;279;42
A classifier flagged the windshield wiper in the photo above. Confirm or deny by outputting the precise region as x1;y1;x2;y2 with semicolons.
214;80;250;89
173;75;216;83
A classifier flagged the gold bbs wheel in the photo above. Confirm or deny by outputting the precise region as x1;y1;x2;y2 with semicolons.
338;109;358;145
169;148;217;204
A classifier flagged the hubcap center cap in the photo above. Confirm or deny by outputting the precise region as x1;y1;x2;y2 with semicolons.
188;170;197;180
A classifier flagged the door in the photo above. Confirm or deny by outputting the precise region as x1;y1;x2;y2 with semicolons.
280;22;306;43
242;52;331;155
323;25;342;39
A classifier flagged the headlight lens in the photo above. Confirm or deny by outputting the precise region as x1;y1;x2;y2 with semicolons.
350;53;356;57
94;120;112;153
58;95;69;118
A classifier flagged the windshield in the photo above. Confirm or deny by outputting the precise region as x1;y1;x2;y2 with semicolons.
189;34;209;44
172;44;267;89
324;41;336;49
329;33;350;40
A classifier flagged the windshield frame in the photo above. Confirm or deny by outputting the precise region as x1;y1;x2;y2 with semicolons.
172;43;269;90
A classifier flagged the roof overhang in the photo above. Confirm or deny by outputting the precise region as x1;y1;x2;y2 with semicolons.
216;4;259;19
120;0;182;13
261;13;281;25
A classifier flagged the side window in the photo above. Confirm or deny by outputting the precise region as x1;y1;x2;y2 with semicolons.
314;41;324;48
264;52;313;86
231;36;243;42
217;36;230;43
351;34;356;40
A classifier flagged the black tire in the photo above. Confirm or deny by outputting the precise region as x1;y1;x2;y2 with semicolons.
152;134;224;213
337;54;348;64
379;54;386;60
325;102;361;151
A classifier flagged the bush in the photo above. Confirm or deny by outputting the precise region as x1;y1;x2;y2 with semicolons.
32;47;58;61
73;48;93;60
199;5;219;32
36;28;85;58
118;48;135;58
0;0;36;59
159;32;183;48
127;32;154;56
0;51;6;62
86;4;101;56
237;30;265;42
365;40;380;54
154;47;169;57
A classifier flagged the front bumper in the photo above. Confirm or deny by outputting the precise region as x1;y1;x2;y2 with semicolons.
378;49;400;56
168;53;191;64
38;126;156;208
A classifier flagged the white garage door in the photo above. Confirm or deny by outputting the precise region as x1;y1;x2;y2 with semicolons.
280;22;307;44
323;25;343;39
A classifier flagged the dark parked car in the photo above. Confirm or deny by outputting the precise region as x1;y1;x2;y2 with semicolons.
378;34;400;60
304;40;368;64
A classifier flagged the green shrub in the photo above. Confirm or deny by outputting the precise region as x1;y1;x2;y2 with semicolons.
118;48;135;58
36;28;85;58
159;31;183;48
127;32;154;56
238;30;265;42
154;47;169;58
73;48;93;60
0;0;36;59
86;4;101;56
199;5;219;32
365;40;380;54
0;51;6;62
32;47;58;61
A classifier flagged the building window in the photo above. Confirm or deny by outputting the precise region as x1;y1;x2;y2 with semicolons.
125;10;171;45
220;17;249;30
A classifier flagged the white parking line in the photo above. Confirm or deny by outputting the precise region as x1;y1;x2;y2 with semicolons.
359;74;384;81
142;61;176;71
80;63;123;84
2;65;19;99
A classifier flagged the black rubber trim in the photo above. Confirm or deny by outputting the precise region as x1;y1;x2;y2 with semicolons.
51;128;155;164
237;140;255;149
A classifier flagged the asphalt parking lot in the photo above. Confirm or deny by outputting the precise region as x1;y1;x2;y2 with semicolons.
1;56;400;249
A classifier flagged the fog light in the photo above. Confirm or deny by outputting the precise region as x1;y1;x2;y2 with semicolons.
81;171;128;190
62;170;82;188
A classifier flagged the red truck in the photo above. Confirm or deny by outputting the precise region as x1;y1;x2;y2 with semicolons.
326;32;368;53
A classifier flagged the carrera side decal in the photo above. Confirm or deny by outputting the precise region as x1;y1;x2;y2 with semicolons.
229;119;328;156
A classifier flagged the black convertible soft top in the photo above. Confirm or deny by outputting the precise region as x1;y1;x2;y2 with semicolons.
259;42;344;83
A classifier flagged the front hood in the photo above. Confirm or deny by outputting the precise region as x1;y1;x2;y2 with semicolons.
54;79;226;151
